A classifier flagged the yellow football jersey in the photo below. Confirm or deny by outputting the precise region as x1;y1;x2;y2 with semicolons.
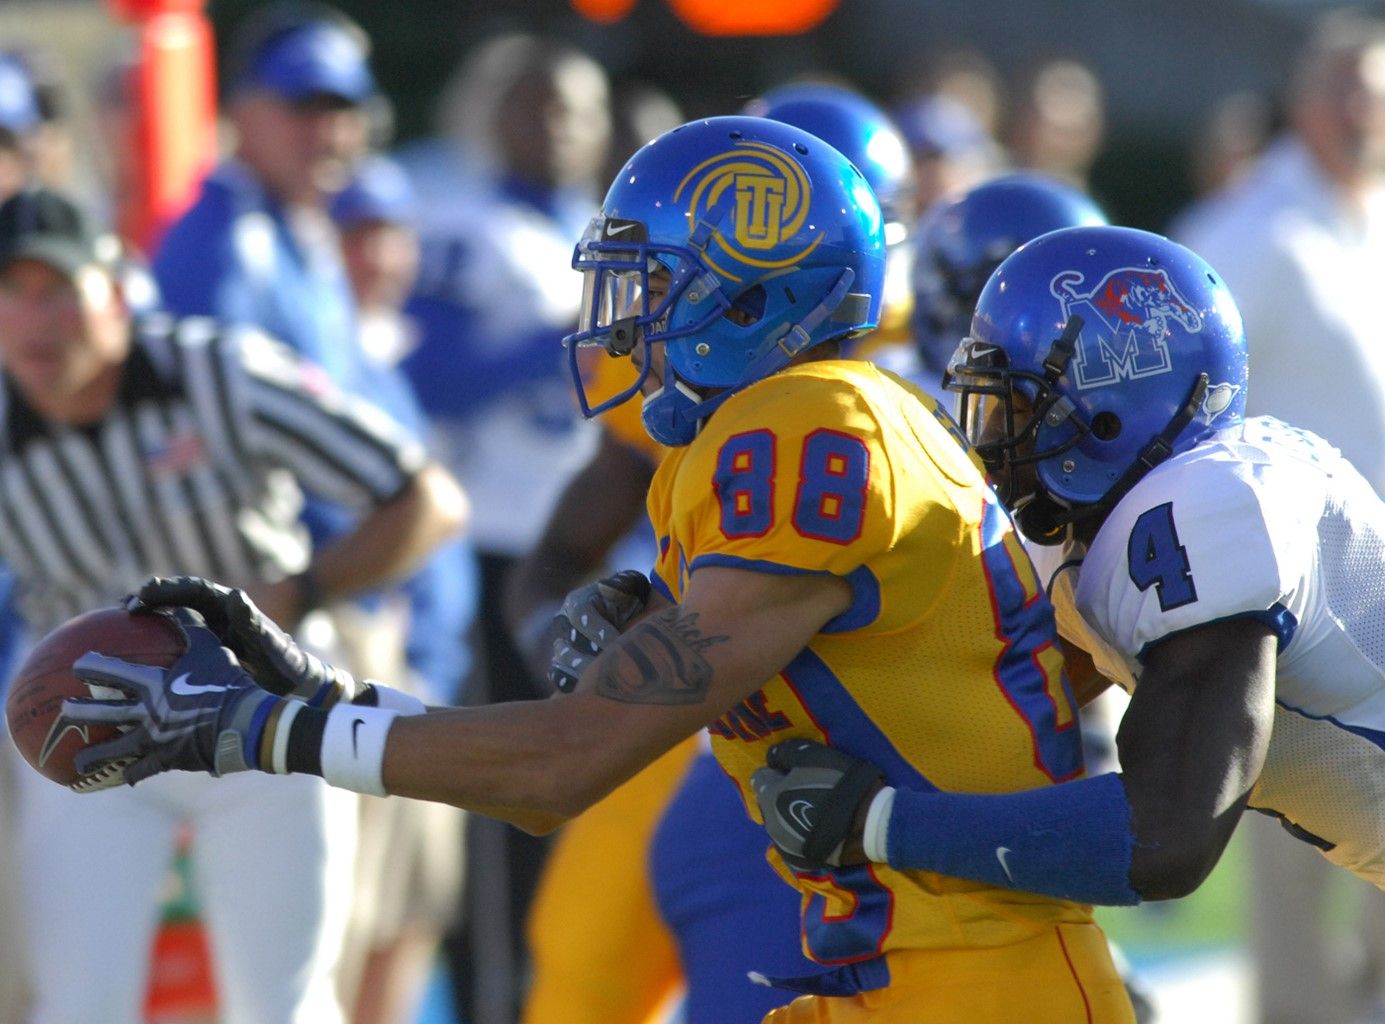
646;359;1093;967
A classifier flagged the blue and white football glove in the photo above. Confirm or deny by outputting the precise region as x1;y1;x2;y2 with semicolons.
64;608;282;786
130;575;360;706
751;739;884;871
547;570;651;693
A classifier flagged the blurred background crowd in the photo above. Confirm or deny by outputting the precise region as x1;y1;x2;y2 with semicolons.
0;1;1382;1023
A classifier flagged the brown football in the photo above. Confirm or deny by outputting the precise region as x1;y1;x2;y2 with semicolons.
5;608;185;789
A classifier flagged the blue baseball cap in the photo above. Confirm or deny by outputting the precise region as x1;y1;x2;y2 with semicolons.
330;156;416;228
0;56;39;136
234;20;375;105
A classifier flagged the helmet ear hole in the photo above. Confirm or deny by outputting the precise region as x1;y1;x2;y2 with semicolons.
723;284;766;327
1091;411;1121;441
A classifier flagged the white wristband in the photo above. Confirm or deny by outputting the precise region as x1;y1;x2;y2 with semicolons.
862;786;896;863
319;704;399;796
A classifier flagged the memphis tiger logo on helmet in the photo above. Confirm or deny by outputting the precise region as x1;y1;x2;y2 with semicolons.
946;225;1247;541
564;115;886;447
1049;264;1201;390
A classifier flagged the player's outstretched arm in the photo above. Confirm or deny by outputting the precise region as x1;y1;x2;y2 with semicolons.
756;616;1277;905
66;566;851;837
379;565;851;832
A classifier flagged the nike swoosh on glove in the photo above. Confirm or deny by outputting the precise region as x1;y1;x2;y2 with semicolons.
751;738;883;870
62;608;283;786
131;575;359;706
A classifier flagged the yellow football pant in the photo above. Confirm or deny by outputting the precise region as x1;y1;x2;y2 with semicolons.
521;736;699;1024
763;922;1136;1024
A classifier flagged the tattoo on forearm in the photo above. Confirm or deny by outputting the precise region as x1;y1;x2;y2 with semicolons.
595;608;728;705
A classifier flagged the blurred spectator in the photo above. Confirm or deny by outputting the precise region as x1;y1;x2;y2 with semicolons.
603;79;684;186
328;156;470;1024
323;151;430;423
395;32;611;1024
155;1;473;716
1007;57;1106;189
154;1;373;383
0;54;41;201
894;92;1001;215
1187;90;1274;200
154;6;477;1019
12;48;74;194
896;45;1007;139
0;50;61;1024
1176;11;1385;494
333;154;419;363
1175;12;1385;1024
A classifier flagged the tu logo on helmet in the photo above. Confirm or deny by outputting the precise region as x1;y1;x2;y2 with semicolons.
675;141;823;278
734;173;787;250
1050;267;1202;390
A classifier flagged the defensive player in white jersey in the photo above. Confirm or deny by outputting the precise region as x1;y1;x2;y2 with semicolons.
753;223;1385;904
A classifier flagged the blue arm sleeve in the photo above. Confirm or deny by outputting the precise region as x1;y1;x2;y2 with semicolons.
885;772;1142;906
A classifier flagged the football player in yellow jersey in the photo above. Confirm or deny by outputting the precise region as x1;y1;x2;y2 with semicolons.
508;83;920;1024
67;116;1134;1023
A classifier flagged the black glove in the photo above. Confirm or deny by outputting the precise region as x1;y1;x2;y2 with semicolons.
131;576;358;705
751;738;883;871
66;608;281;786
547;570;652;693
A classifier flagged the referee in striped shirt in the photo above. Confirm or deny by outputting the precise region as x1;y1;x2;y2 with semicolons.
0;186;468;1024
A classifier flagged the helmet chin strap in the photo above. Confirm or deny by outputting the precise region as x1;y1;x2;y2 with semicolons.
641;378;706;447
1022;373;1211;544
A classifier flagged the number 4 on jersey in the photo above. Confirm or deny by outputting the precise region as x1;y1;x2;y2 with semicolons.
1128;502;1198;611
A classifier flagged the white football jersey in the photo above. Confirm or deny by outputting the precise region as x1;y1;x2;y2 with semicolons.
1029;415;1385;884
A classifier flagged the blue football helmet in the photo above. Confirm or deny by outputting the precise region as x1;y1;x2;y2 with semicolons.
945;225;1247;542
744;83;914;236
565;115;886;447
914;173;1106;373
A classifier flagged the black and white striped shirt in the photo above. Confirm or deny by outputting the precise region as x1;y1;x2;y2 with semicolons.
0;315;424;633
